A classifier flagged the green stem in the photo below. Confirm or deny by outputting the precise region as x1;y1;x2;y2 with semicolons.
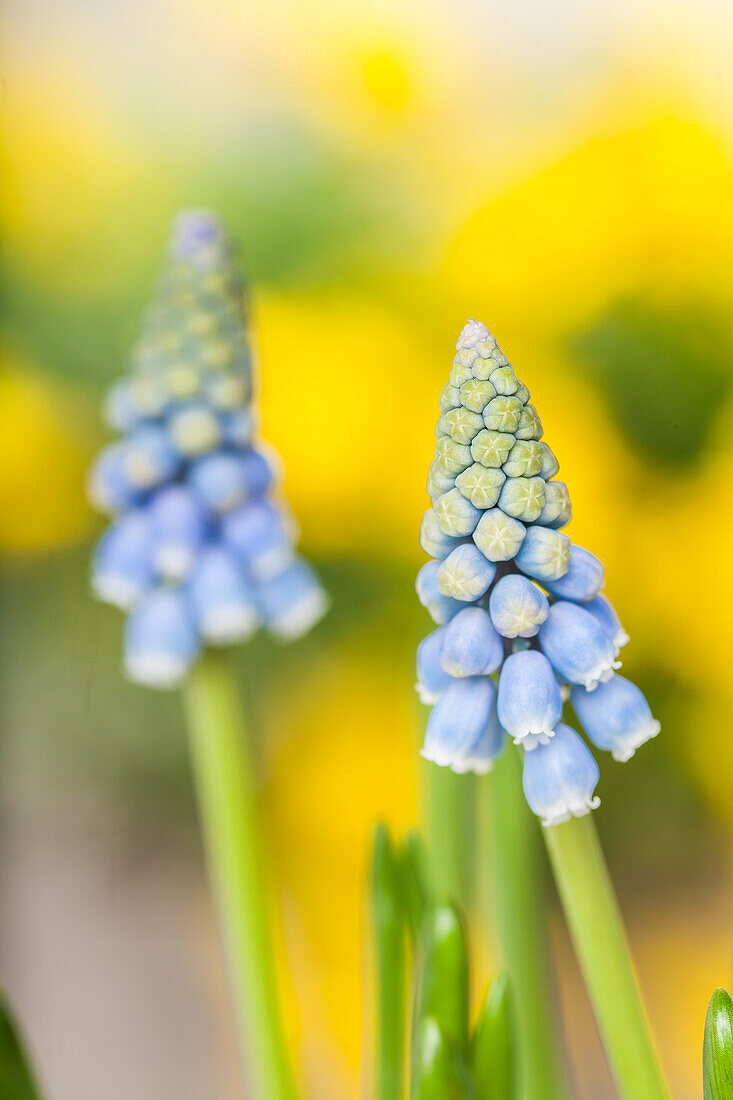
544;814;670;1100
183;651;298;1100
423;763;475;909
487;746;567;1100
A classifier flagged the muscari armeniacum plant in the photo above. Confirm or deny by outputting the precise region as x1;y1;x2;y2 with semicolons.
416;320;669;1100
89;211;328;1100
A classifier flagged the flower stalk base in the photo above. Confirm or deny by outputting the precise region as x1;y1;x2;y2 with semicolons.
487;745;567;1100
543;814;670;1100
183;651;298;1100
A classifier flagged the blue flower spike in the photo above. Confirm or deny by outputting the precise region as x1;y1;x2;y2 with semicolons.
89;210;328;689
415;319;660;816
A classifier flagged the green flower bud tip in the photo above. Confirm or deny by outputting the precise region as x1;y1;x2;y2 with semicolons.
471;429;515;469
484;395;523;433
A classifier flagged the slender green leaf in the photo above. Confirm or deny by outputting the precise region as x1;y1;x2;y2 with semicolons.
418;903;470;1054
0;992;43;1100
400;831;430;942
704;987;733;1100
371;824;407;1100
412;1017;474;1100
471;972;516;1100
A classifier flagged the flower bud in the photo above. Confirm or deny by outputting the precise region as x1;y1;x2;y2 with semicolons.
497;476;546;522
440;408;484;444
570;676;660;761
470;429;515;469
92;510;153;609
546;545;604;602
489;575;549;638
88;442;142;513
535;480;571;527
416;626;452;703
438;383;461;412
435;436;473;477
123;426;180;490
514;525;571;582
257;559;329;639
416;561;464;623
471;354;500;381
473;509;526;561
489;366;519;395
222;500;294;582
456;318;490;350
427;461;456;500
455;464;506;509
436;544;497;601
483;396;523;433
459;378;497;413
502;440;544;478
497;650;562;748
148;485;209;581
434;488;482;537
537;443;559;479
220;408;255;448
521;724;600;826
168;402;222;456
188;546;259;644
584;595;629;649
419;509;466;559
124;587;200;688
439;607;504;676
539;601;620;690
515;404;542;441
104;379;141;432
422;677;504;774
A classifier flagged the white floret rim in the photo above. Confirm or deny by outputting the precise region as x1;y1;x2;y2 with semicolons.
420;745;494;776
200;604;259;645
124;652;188;689
610;719;661;762
540;795;601;828
92;573;142;611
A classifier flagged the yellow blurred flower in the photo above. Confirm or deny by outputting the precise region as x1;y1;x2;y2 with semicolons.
254;291;446;560
2;76;170;295
0;354;97;555
442;112;733;341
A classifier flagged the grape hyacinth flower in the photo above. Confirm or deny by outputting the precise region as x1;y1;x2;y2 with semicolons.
88;211;327;1100
89;210;328;688
416;318;660;823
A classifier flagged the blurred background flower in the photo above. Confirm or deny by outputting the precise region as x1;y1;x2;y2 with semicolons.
3;0;733;1097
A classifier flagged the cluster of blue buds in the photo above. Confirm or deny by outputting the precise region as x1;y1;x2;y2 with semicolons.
89;211;328;689
416;320;660;826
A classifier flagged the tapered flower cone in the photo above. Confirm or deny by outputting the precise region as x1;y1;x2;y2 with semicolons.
417;319;659;823
89;210;328;688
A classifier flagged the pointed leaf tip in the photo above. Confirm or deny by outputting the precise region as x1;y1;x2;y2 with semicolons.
471;972;517;1100
412;1017;473;1100
418;903;470;1053
0;992;44;1099
704;987;733;1100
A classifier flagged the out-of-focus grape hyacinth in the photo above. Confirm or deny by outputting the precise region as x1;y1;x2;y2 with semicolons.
416;320;660;826
89;211;328;688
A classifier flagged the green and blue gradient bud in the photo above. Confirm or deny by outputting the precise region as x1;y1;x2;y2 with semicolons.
416;319;660;823
89;211;328;689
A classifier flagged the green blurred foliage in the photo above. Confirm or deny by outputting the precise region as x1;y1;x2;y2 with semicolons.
572;298;733;467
